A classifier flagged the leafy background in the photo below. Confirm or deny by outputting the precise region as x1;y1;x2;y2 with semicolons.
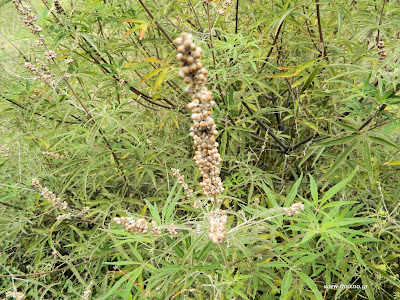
0;0;400;299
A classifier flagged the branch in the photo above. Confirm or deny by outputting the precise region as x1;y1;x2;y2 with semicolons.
315;0;329;61
241;101;289;152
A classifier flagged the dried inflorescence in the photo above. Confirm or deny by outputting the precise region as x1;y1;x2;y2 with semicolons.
32;178;69;210
66;58;74;65
57;213;72;221
42;150;68;159
36;59;52;75
377;40;387;63
208;209;227;244
175;33;224;200
171;168;193;199
44;50;57;60
166;223;178;236
150;220;160;236
54;0;65;15
81;281;93;300
282;202;304;216
12;0;43;35
5;291;26;300
24;62;55;85
113;217;149;234
0;145;11;157
113;217;178;237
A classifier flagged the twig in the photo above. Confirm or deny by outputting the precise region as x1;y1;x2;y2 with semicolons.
137;0;175;47
235;0;239;34
315;0;329;61
376;0;388;43
241;101;289;152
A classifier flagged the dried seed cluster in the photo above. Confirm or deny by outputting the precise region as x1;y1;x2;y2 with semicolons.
0;145;11;157
113;216;149;234
57;213;72;221
174;33;224;199
32;178;68;210
166;223;178;236
42;150;68;159
24;62;55;85
171;168;193;198
282;202;304;216
13;0;43;36
151;220;160;236
44;50;57;60
208;209;227;244
81;281;93;300
377;40;387;63
66;58;74;65
54;0;65;14
113;217;179;237
5;291;25;300
36;59;52;75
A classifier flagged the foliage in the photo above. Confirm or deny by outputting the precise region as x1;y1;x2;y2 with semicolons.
1;0;400;299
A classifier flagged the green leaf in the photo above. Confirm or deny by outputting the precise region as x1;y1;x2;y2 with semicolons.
320;168;357;206
319;139;360;187
361;271;375;300
362;139;373;184
262;182;278;208
309;174;318;206
280;270;293;299
317;135;357;147
296;271;323;300
284;173;303;207
368;135;400;151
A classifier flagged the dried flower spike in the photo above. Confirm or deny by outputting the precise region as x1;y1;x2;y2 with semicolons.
54;0;65;14
208;209;227;244
44;50;57;60
5;291;25;300
282;202;304;216
32;178;69;210
174;33;224;200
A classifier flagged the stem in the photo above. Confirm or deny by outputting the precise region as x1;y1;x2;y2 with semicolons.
235;0;239;34
315;0;329;61
206;3;227;106
376;0;387;43
241;101;289;152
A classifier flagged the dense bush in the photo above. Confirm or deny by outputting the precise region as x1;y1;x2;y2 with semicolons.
1;0;400;299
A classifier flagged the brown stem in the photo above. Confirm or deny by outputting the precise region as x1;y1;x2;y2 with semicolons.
376;0;387;43
315;0;329;61
137;0;175;47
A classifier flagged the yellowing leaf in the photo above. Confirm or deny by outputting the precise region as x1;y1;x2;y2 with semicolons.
154;68;169;91
122;19;146;23
139;24;148;40
268;58;319;78
258;257;272;265
121;152;130;160
384;160;400;166
139;67;169;84
120;28;135;39
141;57;167;66
298;120;318;130
122;61;138;68
27;137;37;140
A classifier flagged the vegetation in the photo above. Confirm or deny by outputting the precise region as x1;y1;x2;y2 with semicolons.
1;0;400;299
